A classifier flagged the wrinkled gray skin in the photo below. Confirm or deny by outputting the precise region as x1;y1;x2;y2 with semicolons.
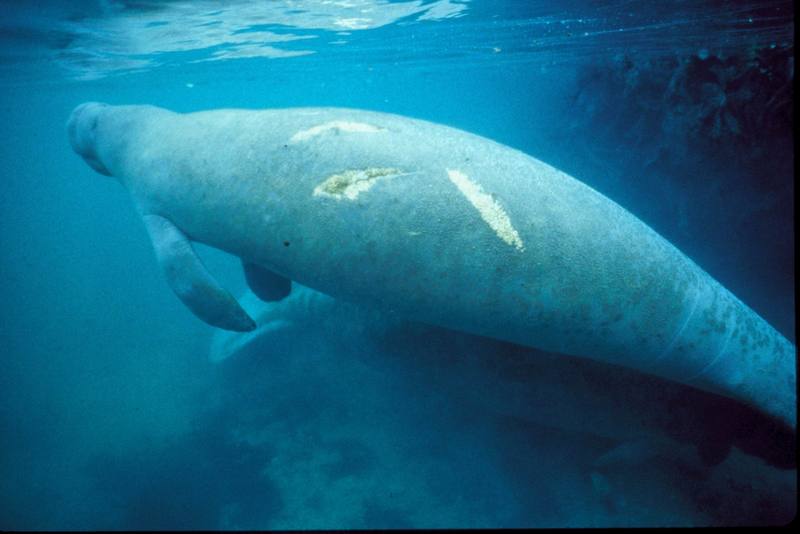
67;102;796;428
211;284;796;472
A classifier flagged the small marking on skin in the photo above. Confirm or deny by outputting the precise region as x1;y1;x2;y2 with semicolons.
655;280;702;361
686;319;734;382
290;121;384;143
446;169;525;251
313;167;404;200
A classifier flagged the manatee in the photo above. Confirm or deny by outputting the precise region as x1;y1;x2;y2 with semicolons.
66;102;796;428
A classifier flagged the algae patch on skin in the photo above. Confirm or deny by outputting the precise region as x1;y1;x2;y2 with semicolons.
313;167;404;200
290;121;385;143
446;169;525;251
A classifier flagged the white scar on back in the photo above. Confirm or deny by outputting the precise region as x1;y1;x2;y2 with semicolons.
446;169;525;251
290;121;384;143
314;167;404;200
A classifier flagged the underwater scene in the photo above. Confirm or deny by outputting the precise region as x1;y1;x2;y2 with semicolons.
0;0;795;529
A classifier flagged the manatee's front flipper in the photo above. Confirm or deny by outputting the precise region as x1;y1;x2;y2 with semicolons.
242;260;291;302
142;214;256;332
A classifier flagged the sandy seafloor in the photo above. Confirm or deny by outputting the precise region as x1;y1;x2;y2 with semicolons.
0;0;795;529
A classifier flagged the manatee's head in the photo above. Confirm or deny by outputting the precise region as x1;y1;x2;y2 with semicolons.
67;102;112;176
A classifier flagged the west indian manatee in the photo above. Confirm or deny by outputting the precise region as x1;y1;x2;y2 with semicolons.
67;102;796;428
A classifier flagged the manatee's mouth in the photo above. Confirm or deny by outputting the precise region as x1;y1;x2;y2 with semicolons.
67;102;112;176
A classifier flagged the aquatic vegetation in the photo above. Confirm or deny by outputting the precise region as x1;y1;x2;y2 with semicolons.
570;44;793;172
85;409;282;530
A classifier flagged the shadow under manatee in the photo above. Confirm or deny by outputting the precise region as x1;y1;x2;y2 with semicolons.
82;277;796;528
373;320;796;471
370;324;797;526
80;288;795;529
85;406;282;530
205;287;795;527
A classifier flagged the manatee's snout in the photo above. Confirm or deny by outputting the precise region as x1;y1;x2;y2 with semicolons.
67;102;112;176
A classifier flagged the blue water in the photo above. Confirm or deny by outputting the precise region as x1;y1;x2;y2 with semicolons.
0;0;795;528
